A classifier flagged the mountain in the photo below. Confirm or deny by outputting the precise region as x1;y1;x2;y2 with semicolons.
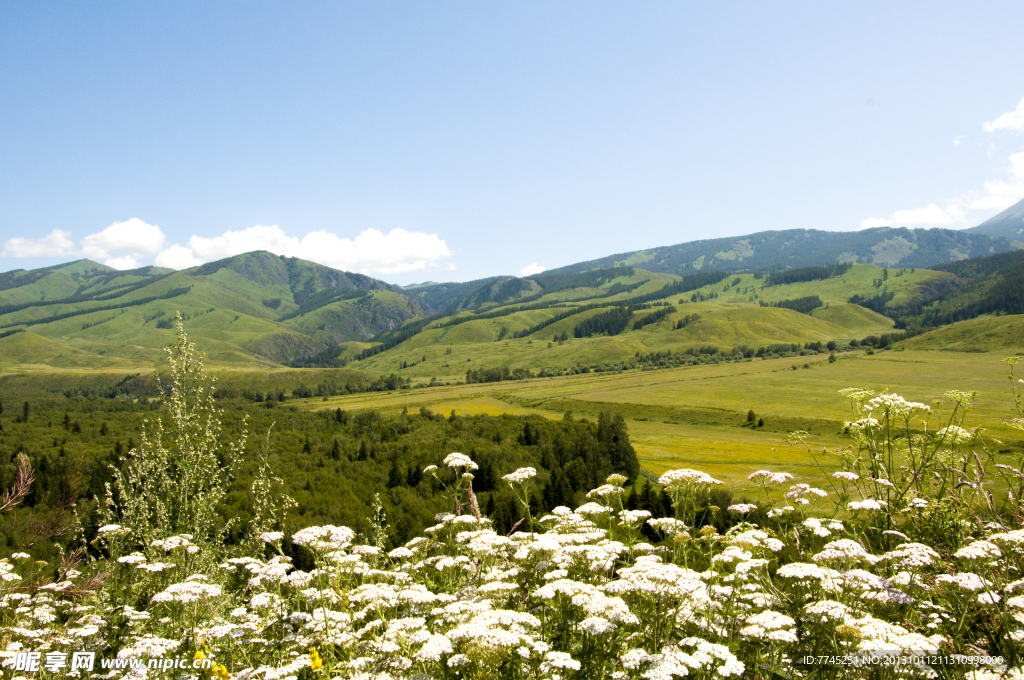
541;227;1014;278
345;260;934;381
968;197;1024;246
317;246;1024;382
407;267;671;314
0;251;424;367
3;227;1023;375
408;227;1014;314
405;277;508;314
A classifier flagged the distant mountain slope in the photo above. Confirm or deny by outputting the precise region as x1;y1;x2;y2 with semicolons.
4;233;1021;375
404;277;508;314
968;197;1024;246
407;267;668;314
541;227;1013;278
0;260;174;308
407;227;1011;314
350;262;922;380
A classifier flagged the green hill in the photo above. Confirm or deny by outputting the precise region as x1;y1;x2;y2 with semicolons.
343;262;945;381
407;266;672;313
3;245;1021;376
0;331;135;369
0;252;425;367
885;249;1024;328
810;303;894;333
901;314;1024;352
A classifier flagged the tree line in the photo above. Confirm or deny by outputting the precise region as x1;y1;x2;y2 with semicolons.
574;306;632;338
759;295;824;314
632;306;676;330
0;286;194;331
764;262;852;286
465;366;534;384
0;371;647;555
674;313;700;329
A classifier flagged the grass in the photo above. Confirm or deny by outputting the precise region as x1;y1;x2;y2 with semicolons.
293;348;1024;495
809;302;895;333
903;314;1024;352
700;265;950;308
354;303;886;381
3;316;1020;496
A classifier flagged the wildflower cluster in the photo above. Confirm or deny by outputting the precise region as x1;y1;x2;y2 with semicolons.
4;442;1024;679
2;353;1024;678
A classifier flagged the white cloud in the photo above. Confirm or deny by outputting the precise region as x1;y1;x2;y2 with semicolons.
858;217;888;230
0;219;453;277
2;229;76;257
184;225;452;274
81;218;165;261
520;262;546;276
963;149;1024;211
186;224;295;260
860;97;1024;229
155;244;204;270
104;256;141;270
983;96;1024;133
891;204;955;225
859;203;956;230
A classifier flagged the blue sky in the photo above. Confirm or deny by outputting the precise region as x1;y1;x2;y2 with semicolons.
2;2;1023;283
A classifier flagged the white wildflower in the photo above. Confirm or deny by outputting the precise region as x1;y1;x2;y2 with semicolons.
659;468;722;488
848;499;887;511
503;467;536;484
443;452;478;470
955;540;1002;561
748;470;793;484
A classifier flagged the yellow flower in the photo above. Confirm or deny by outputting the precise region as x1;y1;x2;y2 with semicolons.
308;649;322;671
194;650;206;661
212;664;230;679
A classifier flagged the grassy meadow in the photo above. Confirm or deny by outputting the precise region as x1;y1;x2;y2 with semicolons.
290;348;1024;496
3;337;1019;498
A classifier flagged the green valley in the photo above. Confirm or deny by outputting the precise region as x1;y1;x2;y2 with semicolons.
1;237;1023;504
2;240;1022;506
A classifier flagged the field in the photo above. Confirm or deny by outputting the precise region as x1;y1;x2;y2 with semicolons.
3;306;1020;498
291;348;1024;496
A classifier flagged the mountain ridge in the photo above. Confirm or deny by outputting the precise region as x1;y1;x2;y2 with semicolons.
2;227;1022;374
409;226;1015;314
968;197;1024;245
541;226;1012;276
